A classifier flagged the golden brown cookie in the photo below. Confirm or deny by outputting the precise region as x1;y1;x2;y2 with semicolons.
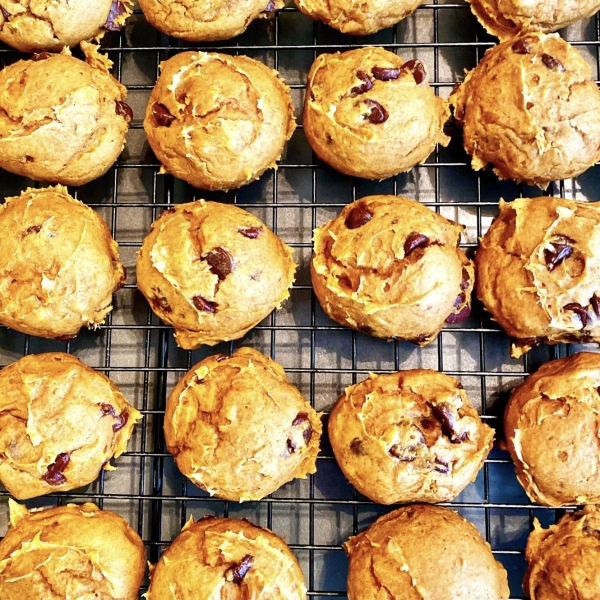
303;47;450;180
450;33;600;189
311;195;474;344
164;347;322;502
136;200;296;350
294;0;423;37
329;369;494;504
146;515;307;600
475;196;600;358
0;352;142;500
0;0;132;53
143;51;295;192
0;186;125;340
467;0;600;41
139;0;280;42
0;45;132;186
0;500;145;600
504;352;600;507
344;504;510;600
524;505;600;600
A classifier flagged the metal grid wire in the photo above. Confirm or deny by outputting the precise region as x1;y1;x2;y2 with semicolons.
2;3;600;598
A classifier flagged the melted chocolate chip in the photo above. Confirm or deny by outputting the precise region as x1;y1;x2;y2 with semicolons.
193;295;218;314
404;232;429;256
203;247;232;280
350;438;365;455
292;412;309;426
345;203;373;230
511;38;532;54
364;99;389;124
544;243;573;271
153;103;175;127
446;303;471;324
564;302;590;328
32;52;52;61
115;100;133;124
225;555;253;583
103;0;127;31
238;226;262;239
113;411;129;432
292;412;313;444
0;6;10;18
592;295;600;317
434;457;450;474
42;453;70;485
460;268;470;290
430;402;466;443
350;70;373;95
151;295;172;313
287;438;296;453
402;59;427;84
25;225;42;235
541;53;565;71
372;66;401;81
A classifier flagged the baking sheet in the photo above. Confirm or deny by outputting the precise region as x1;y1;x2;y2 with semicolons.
2;3;600;598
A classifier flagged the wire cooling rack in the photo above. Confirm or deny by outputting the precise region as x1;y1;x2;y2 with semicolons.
2;2;600;598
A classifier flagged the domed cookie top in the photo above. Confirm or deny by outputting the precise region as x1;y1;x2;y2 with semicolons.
467;0;600;41
304;47;450;180
311;195;474;344
0;501;145;600
294;0;423;35
450;33;600;189
146;516;307;600
344;504;510;600
0;45;132;186
0;352;142;499
475;196;600;357
136;200;296;349
164;347;322;501
525;505;600;600
0;0;131;52
143;51;296;191
329;369;494;504
0;186;125;340
139;0;280;41
505;352;600;506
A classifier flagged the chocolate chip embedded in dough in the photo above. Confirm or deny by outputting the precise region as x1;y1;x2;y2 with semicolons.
103;0;127;31
225;555;253;583
42;453;71;485
564;302;590;328
153;103;176;127
402;59;427;85
345;204;373;230
372;66;401;81
403;232;429;256
203;247;233;281
115;101;133;124
238;226;262;239
350;70;373;95
364;99;389;124
541;53;565;72
192;295;218;314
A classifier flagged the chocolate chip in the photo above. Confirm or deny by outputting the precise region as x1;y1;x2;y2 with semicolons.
101;403;117;418
404;232;429;256
446;303;471;324
345;203;373;229
402;59;427;85
31;52;52;61
291;412;313;444
511;38;532;54
350;438;365;455
287;438;296;453
25;225;42;235
545;243;573;271
460;268;470;290
153;103;175;127
115;100;133;124
151;295;172;313
592;295;600;317
203;247;232;280
193;295;218;314
364;99;388;124
292;412;309;426
225;555;253;584
113;411;129;432
434;457;450;474
430;402;466;443
1;7;10;18
42;453;70;485
265;0;275;9
541;53;565;71
372;66;401;81
420;418;435;430
350;70;373;95
389;445;416;461
564;302;590;328
238;226;262;239
103;0;127;31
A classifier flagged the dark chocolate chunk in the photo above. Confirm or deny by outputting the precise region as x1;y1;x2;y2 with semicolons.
541;53;565;72
345;203;373;230
103;0;127;31
545;243;573;271
153;103;176;127
350;70;373;95
446;303;471;324
1;6;10;18
115;100;133;124
238;226;262;239
364;99;389;124
350;438;365;455
203;247;232;281
430;402;466;443
25;225;42;235
287;438;296;453
225;555;253;583
433;457;450;474
193;295;218;314
511;38;532;54
591;294;600;317
372;66;401;81
113;411;129;432
402;59;427;84
404;232;429;256
292;412;309;426
42;453;70;485
564;302;590;328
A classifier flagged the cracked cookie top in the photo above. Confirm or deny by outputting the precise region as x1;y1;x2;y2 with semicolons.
505;352;600;506
475;196;600;357
450;32;600;189
294;0;422;35
146;516;307;600
329;369;494;504
164;347;322;502
0;0;132;52
303;47;450;180
139;0;281;41
0;352;142;499
0;500;145;600
344;504;510;600
0;185;125;340
0;45;132;185
136;200;296;350
143;51;296;191
525;505;600;600
467;0;600;40
310;195;474;344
